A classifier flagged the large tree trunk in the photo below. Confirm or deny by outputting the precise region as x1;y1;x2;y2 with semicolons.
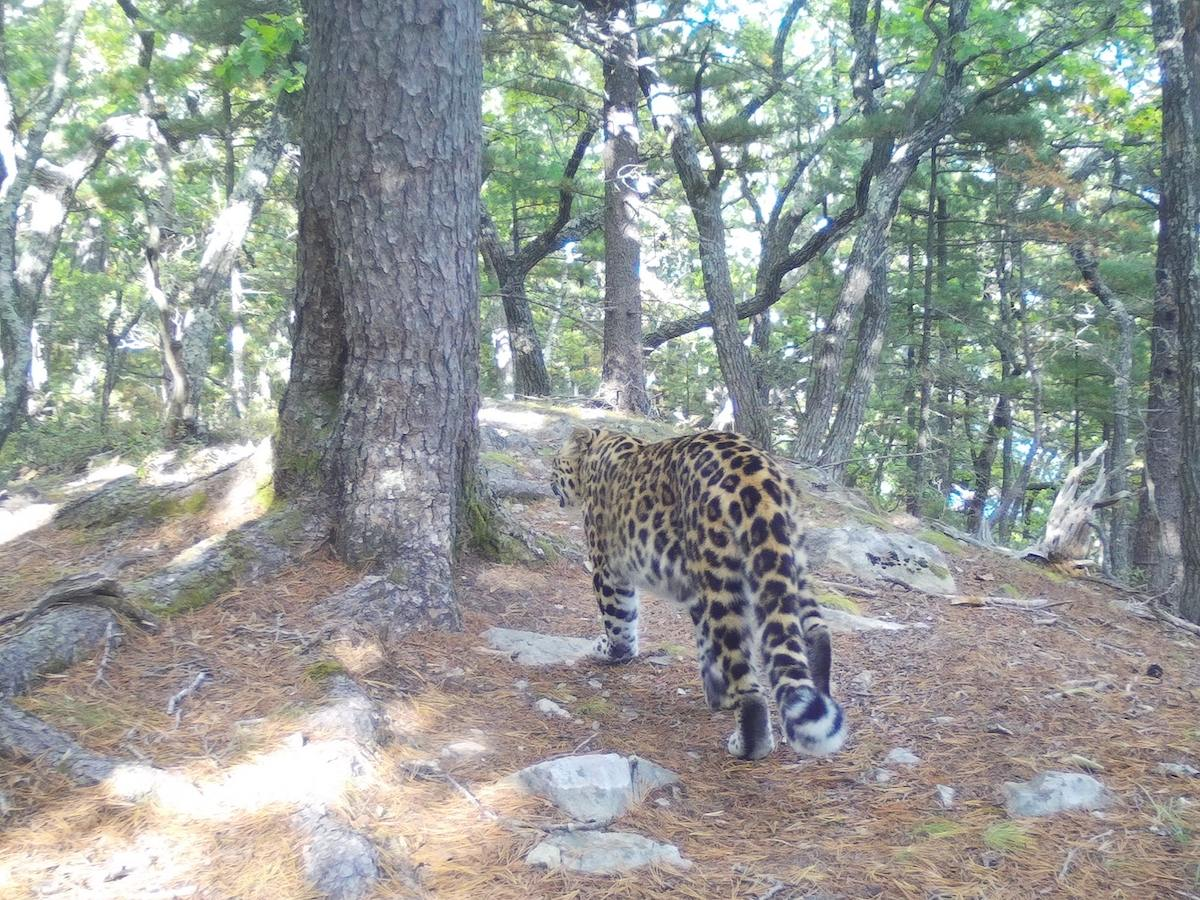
1153;0;1200;620
276;0;481;622
596;0;649;414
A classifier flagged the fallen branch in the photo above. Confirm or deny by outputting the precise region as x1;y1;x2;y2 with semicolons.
400;761;604;835
167;672;209;725
930;520;1012;554
950;595;1072;610
91;621;120;688
1150;604;1200;638
816;579;881;599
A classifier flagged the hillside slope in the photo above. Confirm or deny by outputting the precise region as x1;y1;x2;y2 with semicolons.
1;401;1197;899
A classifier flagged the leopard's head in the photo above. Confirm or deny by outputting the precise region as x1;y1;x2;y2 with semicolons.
551;427;597;508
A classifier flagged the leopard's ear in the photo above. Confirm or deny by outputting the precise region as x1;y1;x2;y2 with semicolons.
566;426;598;453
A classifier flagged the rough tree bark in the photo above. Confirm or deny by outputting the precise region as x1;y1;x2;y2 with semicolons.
593;0;650;414
1134;189;1183;596
1153;0;1200;620
816;242;891;476
275;0;481;626
1067;241;1133;575
479;123;598;398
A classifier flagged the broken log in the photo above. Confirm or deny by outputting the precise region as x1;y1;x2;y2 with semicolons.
1023;442;1130;566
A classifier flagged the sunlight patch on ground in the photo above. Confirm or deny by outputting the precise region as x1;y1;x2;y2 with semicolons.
479;405;550;432
0;501;57;546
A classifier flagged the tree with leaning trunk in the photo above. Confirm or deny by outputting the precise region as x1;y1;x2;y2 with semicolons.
480;123;599;399
275;0;482;625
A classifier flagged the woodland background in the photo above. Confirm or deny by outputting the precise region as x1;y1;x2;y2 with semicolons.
1;0;1198;616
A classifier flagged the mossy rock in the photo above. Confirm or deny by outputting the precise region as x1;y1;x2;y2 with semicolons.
816;589;862;615
146;489;209;521
918;528;965;556
304;660;348;682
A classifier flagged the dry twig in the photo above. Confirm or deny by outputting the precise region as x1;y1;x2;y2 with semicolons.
167;671;209;725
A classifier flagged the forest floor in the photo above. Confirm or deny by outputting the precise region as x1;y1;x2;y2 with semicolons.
1;401;1198;899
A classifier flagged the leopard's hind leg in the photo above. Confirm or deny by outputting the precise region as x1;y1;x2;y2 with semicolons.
694;584;774;760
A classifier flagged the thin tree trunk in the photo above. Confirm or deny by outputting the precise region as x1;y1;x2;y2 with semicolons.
795;157;916;462
175;101;290;437
596;0;649;413
909;145;939;514
229;266;247;418
816;241;892;476
1068;239;1133;576
0;0;112;449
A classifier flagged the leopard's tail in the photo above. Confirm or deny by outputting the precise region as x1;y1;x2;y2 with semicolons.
752;560;847;756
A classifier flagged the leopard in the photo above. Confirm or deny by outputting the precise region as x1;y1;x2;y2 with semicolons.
551;426;847;760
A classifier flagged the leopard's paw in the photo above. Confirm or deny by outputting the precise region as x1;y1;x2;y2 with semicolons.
726;694;774;760
592;635;637;664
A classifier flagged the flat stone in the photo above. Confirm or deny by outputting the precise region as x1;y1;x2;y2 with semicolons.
806;525;957;594
482;628;595;666
822;608;909;633
535;699;571;719
1003;771;1113;817
525;831;691;874
885;748;920;767
510;753;679;825
440;741;489;764
935;785;956;809
1155;762;1200;778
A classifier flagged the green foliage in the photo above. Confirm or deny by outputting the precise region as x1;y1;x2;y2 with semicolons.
214;13;306;95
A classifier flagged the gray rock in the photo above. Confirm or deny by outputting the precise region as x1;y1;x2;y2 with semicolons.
1155;762;1200;778
440;740;489;764
806;525;956;595
885;748;921;767
525;831;691;874
294;806;383;900
1003;771;1114;817
535;698;571;719
850;670;875;691
873;768;895;783
822;608;909;633
935;784;956;809
511;753;679;824
483;627;596;666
